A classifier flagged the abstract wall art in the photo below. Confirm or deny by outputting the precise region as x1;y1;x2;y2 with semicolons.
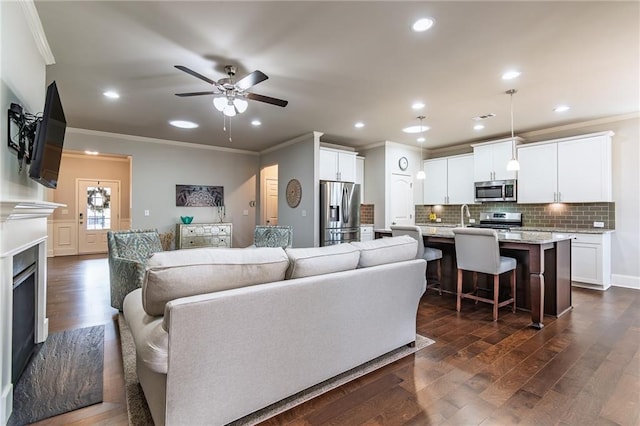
175;185;224;207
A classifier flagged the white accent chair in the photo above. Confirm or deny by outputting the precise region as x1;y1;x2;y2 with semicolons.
391;225;443;294
452;227;516;321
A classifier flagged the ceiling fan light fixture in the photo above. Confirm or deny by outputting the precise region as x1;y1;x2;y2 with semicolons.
416;115;426;180
234;98;248;114
213;97;227;112
223;103;236;117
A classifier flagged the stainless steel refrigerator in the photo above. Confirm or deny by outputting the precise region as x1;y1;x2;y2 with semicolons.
320;181;361;246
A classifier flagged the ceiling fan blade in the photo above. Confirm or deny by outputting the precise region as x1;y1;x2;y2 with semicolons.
175;65;216;85
236;70;268;91
175;91;218;97
246;92;288;107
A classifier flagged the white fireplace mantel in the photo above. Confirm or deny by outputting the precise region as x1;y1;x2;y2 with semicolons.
0;200;66;222
1;199;64;424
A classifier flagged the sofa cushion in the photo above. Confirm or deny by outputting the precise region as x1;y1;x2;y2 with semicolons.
285;244;360;279
123;288;168;374
142;247;289;316
351;235;418;268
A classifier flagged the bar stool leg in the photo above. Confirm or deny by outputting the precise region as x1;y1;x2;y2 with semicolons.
511;269;516;313
493;274;499;321
473;272;479;304
436;259;442;295
456;269;463;312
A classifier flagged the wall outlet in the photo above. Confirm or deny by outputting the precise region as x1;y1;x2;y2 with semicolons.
469;218;476;224
301;210;307;217
242;209;249;216
144;210;149;216
436;218;442;223
593;221;604;228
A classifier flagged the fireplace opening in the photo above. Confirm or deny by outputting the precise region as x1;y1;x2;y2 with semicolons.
12;246;38;383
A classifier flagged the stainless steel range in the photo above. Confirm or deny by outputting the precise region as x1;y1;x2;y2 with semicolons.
470;211;522;230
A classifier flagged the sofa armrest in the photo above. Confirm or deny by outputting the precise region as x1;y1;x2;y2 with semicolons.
109;256;146;311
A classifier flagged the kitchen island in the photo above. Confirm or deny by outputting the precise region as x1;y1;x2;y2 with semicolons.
375;227;573;329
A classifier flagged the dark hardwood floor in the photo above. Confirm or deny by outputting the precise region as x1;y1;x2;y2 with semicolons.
34;254;639;425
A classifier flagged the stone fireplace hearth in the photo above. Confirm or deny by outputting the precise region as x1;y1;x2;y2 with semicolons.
0;200;63;424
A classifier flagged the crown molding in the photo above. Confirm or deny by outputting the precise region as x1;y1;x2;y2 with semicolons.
260;131;323;155
19;0;55;65
66;127;259;156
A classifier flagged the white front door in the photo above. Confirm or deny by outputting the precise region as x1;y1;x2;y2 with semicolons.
265;178;278;225
77;179;120;254
389;173;414;226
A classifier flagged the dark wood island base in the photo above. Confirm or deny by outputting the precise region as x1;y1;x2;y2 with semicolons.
377;228;573;329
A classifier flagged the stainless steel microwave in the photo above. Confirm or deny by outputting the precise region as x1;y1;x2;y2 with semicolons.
474;179;517;202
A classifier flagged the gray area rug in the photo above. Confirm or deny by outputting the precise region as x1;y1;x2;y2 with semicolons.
118;314;434;425
8;325;105;426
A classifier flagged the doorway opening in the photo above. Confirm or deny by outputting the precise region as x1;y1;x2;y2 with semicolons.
260;164;279;226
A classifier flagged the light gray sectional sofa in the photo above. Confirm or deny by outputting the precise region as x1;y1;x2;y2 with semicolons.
123;235;426;425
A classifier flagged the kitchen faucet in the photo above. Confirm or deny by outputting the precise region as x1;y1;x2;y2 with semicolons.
460;204;470;227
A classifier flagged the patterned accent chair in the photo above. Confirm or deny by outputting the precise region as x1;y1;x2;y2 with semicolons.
254;225;293;248
107;229;163;311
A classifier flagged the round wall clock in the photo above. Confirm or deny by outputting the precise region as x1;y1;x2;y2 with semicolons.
398;156;409;171
286;179;302;208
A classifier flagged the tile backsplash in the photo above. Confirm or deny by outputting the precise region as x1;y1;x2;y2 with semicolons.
360;204;374;225
415;202;615;229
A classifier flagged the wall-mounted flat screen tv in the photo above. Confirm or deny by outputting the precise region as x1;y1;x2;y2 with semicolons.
29;81;66;189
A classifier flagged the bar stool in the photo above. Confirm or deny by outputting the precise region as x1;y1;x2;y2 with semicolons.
391;225;443;294
452;227;516;321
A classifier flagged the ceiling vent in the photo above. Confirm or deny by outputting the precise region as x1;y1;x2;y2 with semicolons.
472;113;496;121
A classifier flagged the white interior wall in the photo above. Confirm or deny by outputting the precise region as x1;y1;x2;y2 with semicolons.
260;132;320;248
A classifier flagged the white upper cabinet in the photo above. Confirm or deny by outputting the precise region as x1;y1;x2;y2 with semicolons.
424;154;474;205
472;138;521;182
518;132;613;203
319;148;357;182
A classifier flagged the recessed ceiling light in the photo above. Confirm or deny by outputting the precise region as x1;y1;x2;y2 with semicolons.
502;70;521;80
354;122;365;128
402;124;430;134
554;105;570;113
169;120;198;129
251;120;262;126
103;91;120;99
474;124;485;130
417;137;426;143
84;150;99;155
412;17;435;32
412;102;425;110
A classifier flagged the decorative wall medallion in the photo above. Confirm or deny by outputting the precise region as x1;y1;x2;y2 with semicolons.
286;179;302;208
398;156;409;171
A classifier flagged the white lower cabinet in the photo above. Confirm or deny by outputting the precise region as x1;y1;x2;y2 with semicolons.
360;225;373;242
553;232;611;290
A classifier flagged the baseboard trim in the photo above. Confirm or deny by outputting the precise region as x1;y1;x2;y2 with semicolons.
1;383;13;426
612;274;640;290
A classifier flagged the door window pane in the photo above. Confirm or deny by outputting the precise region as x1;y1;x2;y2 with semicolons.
86;186;112;230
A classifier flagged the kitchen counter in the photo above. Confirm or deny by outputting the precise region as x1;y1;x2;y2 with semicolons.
414;223;615;234
377;227;576;244
375;226;573;329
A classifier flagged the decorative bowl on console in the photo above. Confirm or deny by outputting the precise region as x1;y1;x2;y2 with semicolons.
180;216;194;224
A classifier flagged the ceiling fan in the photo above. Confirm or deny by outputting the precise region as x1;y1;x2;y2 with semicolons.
174;65;288;117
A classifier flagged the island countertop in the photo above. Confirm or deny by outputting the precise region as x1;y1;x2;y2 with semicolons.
375;227;574;244
411;223;615;235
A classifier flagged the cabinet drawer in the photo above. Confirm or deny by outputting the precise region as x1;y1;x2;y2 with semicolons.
571;233;602;245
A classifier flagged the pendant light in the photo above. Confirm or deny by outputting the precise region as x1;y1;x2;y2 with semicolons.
506;89;520;171
416;116;426;180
